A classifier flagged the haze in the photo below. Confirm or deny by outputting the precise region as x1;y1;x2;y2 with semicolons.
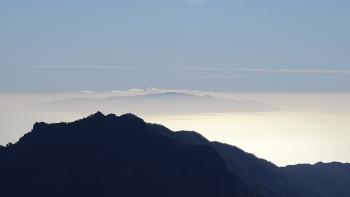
1;90;349;166
1;1;350;166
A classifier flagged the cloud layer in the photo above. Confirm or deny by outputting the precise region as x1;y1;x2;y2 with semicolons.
25;65;350;75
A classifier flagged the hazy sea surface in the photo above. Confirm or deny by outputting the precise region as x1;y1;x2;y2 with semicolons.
1;90;349;166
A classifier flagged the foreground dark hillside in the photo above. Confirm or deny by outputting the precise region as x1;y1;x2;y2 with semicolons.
285;162;350;197
0;112;255;197
0;112;349;197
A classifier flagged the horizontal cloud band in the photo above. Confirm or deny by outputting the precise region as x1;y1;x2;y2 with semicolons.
24;65;350;75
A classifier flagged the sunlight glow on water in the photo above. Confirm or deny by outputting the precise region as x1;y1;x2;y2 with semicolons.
145;111;350;166
1;91;349;166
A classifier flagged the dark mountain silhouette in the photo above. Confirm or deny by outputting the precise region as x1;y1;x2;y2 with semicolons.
285;162;350;197
211;142;320;197
0;112;349;197
146;124;350;197
0;112;256;197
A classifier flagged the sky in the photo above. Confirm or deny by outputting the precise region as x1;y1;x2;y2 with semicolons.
1;0;350;92
0;1;350;165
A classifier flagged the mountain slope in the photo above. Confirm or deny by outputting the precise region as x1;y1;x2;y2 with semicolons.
211;142;321;197
0;112;349;197
147;119;350;197
0;112;256;197
285;162;350;197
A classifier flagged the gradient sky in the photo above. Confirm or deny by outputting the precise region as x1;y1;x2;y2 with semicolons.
1;0;350;92
1;1;350;165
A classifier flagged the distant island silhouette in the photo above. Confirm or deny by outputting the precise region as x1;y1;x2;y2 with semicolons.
33;92;278;114
0;112;349;197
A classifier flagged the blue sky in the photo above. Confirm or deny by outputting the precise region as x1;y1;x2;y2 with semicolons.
1;1;350;165
1;0;350;92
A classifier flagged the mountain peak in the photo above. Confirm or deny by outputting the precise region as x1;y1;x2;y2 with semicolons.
87;111;144;121
78;111;108;122
32;121;49;131
88;111;105;118
1;113;349;197
119;113;145;124
0;112;252;197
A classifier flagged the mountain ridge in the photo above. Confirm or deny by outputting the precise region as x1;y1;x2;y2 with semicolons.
0;112;349;197
0;111;255;197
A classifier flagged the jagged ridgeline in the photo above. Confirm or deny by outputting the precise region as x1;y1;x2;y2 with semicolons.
0;112;349;197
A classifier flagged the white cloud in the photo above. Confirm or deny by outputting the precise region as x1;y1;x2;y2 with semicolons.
24;65;140;69
24;64;350;75
146;87;162;93
179;67;350;75
128;88;145;93
109;87;201;97
80;90;95;93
